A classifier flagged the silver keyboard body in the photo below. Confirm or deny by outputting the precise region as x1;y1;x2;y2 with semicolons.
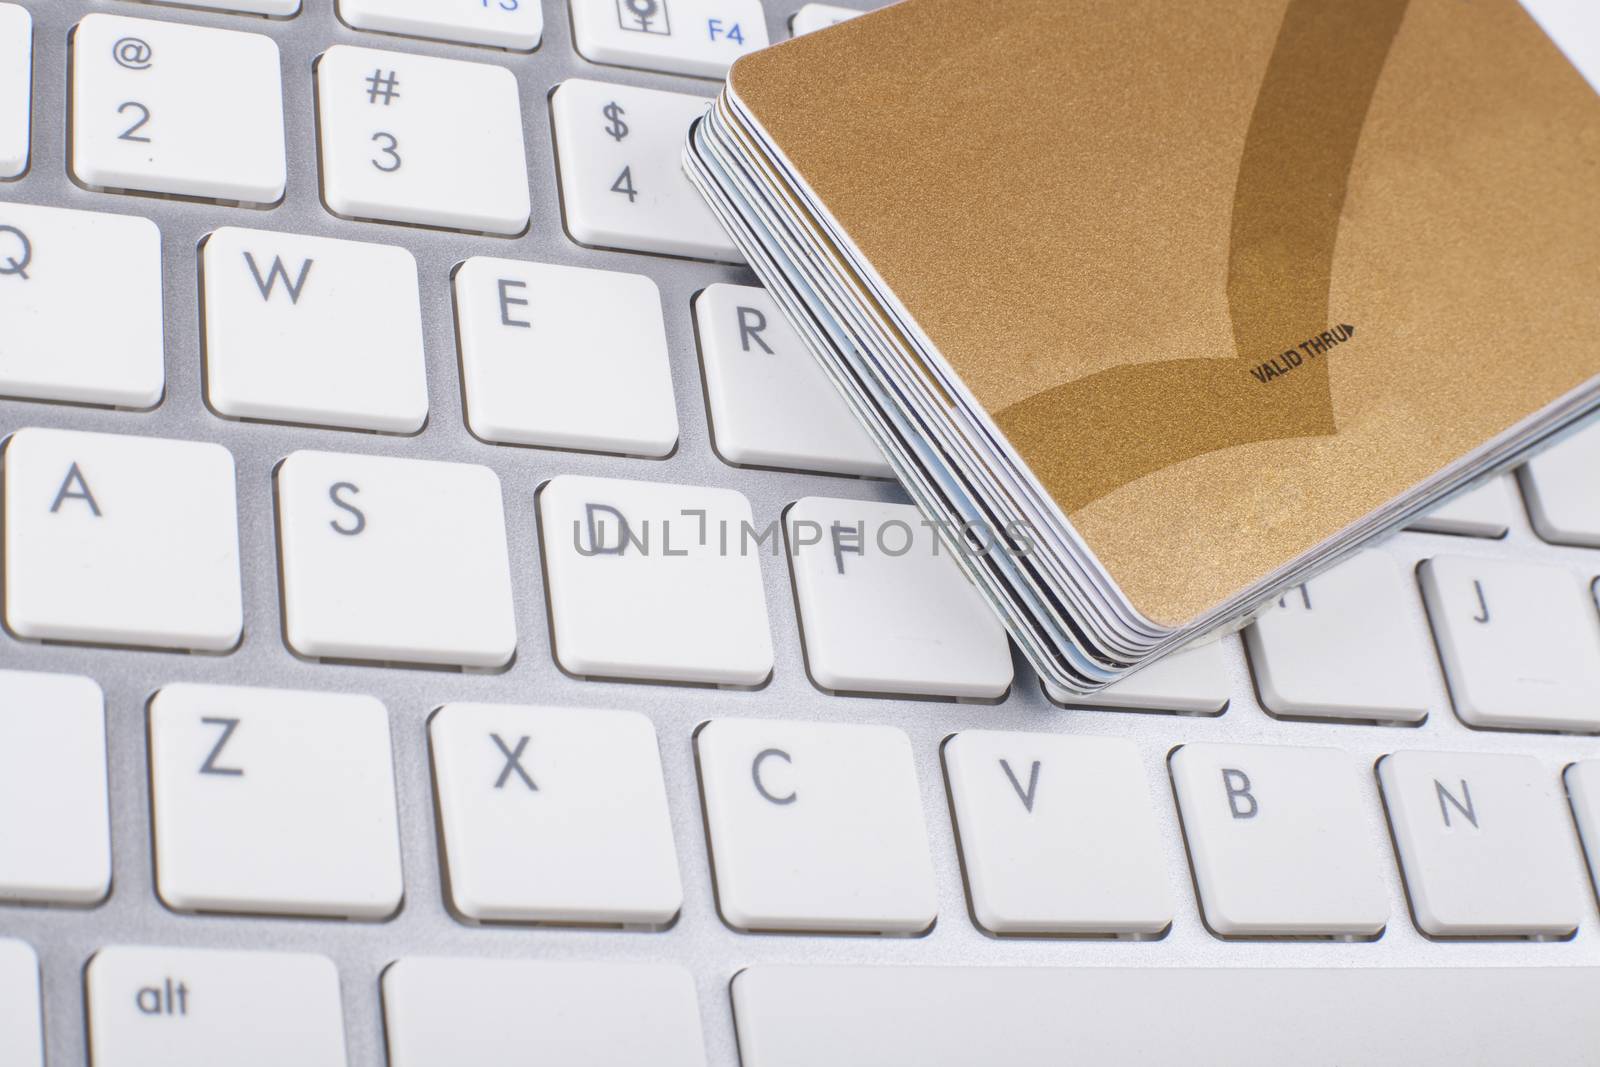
3;2;1599;1064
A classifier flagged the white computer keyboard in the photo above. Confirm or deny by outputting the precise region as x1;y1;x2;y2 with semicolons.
3;1;1600;1064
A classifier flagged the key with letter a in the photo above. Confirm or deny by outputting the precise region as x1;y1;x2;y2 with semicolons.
71;14;286;204
87;946;346;1067
0;202;165;408
3;428;242;651
1169;743;1389;937
203;227;428;433
150;684;404;919
696;718;937;933
1379;751;1585;937
317;45;529;234
0;4;29;178
944;732;1172;935
1419;555;1600;732
551;79;738;261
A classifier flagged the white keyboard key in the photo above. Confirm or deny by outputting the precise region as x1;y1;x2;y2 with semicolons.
696;718;937;933
570;0;768;78
0;203;164;408
732;965;1600;1066
1566;760;1600;902
1406;474;1519;537
3;428;242;651
87;946;345;1067
1521;420;1600;547
1420;555;1600;732
151;687;400;921
203;227;427;433
431;703;682;925
551;79;737;261
1379;750;1585;937
1170;743;1389;937
150;684;403;918
791;3;865;35
0;4;29;178
0;672;110;906
786;497;1012;699
1245;550;1432;723
385;958;705;1067
454;257;678;456
132;0;301;13
277;451;517;668
0;941;40;1067
944;731;1172;936
695;284;890;476
71;15;286;204
338;0;543;50
1046;638;1230;714
317;45;529;234
539;475;773;685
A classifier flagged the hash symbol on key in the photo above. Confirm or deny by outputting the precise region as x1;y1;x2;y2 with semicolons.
366;69;401;105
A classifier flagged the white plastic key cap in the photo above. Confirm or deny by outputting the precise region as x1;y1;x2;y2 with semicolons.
1420;555;1600;732
384;958;706;1067
786;497;1013;699
3;428;242;651
1521;420;1600;547
551;79;737;261
431;703;682;925
150;684;402;918
1245;550;1432;723
454;257;678;456
538;475;774;685
731;965;1600;1067
1046;638;1230;714
87;946;346;1067
0;672;110;906
317;45;529;234
277;451;517;668
0;5;29;178
696;718;937;933
791;3;865;35
0;203;164;408
131;0;301;13
0;941;41;1067
1407;474;1518;537
1169;743;1389;937
1379;750;1585;937
570;0;768;79
1566;760;1600;902
203;227;427;432
339;0;543;50
71;15;286;204
695;284;890;476
944;732;1172;935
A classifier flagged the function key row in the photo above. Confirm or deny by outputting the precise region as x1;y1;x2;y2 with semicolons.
5;669;1600;941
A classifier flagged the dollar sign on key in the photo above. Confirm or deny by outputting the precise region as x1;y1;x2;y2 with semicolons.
602;101;629;142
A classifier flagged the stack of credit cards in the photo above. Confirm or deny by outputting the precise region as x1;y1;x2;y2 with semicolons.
685;0;1600;694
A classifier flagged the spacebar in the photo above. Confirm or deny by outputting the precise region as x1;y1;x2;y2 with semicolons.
733;965;1600;1066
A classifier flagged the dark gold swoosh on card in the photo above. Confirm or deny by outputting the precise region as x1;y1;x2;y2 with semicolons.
994;0;1411;514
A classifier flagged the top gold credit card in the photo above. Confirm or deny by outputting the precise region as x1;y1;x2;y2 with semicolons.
726;0;1600;627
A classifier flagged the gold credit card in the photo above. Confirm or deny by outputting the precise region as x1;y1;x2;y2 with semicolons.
728;0;1600;628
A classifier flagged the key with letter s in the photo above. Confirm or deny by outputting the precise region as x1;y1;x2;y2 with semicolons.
71;14;286;204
